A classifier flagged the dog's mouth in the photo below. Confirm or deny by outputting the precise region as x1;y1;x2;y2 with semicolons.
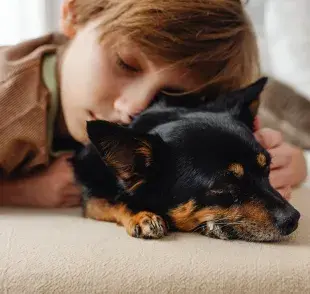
197;220;284;242
198;221;239;240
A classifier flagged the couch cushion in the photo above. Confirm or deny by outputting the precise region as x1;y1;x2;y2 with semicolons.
1;186;310;294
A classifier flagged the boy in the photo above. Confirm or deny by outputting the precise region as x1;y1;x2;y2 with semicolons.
0;0;307;207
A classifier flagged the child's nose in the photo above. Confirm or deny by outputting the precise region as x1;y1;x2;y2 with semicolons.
114;90;155;118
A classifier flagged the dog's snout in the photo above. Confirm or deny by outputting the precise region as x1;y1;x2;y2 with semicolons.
273;207;300;236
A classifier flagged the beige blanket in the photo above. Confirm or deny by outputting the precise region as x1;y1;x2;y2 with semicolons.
0;186;309;294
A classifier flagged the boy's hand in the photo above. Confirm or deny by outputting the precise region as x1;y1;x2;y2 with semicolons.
35;154;82;208
254;128;307;200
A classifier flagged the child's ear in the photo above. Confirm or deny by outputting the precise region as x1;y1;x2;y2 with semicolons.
61;0;77;38
86;120;158;195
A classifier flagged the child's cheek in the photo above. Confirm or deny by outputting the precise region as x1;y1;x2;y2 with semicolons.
253;116;260;132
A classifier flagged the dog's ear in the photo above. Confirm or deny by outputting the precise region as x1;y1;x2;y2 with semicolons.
86;120;158;195
227;77;268;130
207;77;268;131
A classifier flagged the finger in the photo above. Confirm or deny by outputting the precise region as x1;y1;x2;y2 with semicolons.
64;185;82;197
51;154;75;172
59;152;75;159
56;160;78;182
55;153;75;166
60;192;82;207
254;128;283;149
269;145;292;169
277;187;292;201
61;196;81;208
52;153;75;164
269;168;293;190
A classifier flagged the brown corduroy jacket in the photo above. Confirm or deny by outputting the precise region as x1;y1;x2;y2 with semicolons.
0;33;67;178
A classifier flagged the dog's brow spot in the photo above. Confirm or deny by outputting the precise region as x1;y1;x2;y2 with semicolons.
228;163;244;177
257;153;266;167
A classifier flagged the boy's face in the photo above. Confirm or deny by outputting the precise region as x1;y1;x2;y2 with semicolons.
60;17;202;144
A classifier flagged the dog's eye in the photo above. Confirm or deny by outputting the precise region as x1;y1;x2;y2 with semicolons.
228;163;244;178
257;153;272;176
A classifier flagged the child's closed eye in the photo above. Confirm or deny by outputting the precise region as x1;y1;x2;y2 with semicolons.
116;54;140;73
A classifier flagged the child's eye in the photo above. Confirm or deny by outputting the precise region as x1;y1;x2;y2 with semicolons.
116;55;139;73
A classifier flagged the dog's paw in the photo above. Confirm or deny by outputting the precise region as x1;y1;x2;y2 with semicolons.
127;212;167;239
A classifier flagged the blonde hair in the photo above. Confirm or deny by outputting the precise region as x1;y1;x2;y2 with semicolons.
73;0;260;97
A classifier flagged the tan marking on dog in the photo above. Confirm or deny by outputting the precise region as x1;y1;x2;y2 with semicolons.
98;140;150;192
85;199;166;238
211;202;271;236
99;140;145;192
257;153;267;167
196;202;270;226
170;204;239;232
127;211;167;238
170;199;273;235
240;202;271;225
85;199;132;225
127;179;145;193
169;201;232;231
228;163;244;177
169;200;197;231
230;202;275;238
136;140;152;167
106;151;134;180
196;206;242;224
98;140;134;180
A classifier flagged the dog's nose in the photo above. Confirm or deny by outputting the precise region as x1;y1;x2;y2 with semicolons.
273;207;300;236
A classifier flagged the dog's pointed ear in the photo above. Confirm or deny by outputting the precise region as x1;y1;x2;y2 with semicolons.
228;77;268;130
86;120;157;195
207;77;268;131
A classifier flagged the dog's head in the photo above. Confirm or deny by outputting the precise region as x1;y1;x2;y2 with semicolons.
86;77;300;242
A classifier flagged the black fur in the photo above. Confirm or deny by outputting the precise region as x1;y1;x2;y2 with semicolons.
71;77;300;242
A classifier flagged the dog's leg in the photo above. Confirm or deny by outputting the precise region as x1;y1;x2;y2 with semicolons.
84;199;167;239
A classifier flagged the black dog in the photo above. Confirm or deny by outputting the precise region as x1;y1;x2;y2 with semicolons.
71;77;300;242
